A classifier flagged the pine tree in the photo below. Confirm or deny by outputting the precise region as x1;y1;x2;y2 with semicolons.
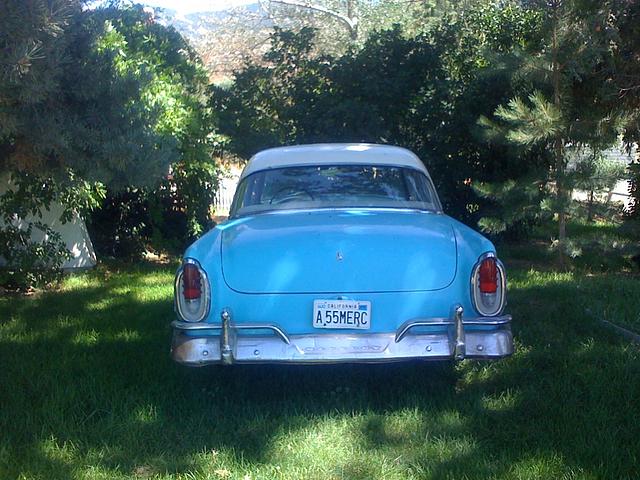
485;0;618;263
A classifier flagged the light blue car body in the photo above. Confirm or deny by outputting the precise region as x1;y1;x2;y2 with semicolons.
170;144;513;365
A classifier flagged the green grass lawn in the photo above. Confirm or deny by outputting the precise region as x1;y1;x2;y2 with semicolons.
1;256;640;479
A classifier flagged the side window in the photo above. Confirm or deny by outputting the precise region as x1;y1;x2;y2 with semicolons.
245;172;265;206
229;179;248;217
229;173;265;216
404;170;433;204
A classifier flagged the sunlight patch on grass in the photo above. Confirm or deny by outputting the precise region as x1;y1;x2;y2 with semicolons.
134;284;173;304
482;388;521;412
38;435;78;466
266;416;361;471
177;409;483;480
456;359;507;388
72;329;100;346
506;454;593;480
111;286;136;296
64;274;104;291
509;269;575;289
133;404;160;425
113;329;141;342
137;273;176;287
0;317;26;338
429;409;465;433
83;297;119;312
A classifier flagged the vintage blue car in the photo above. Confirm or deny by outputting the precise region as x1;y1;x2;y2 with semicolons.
171;144;513;365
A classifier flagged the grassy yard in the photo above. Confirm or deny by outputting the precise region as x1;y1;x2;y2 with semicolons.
1;248;640;479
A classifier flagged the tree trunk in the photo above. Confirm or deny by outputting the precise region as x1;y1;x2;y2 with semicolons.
555;137;567;265
587;190;594;222
551;3;566;266
269;0;359;40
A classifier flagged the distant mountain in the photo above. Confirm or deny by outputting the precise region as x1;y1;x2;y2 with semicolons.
150;3;262;43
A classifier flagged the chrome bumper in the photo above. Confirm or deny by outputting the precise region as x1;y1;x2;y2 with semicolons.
170;307;513;366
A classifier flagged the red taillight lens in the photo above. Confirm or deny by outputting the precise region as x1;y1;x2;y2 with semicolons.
478;257;497;294
175;259;209;322
182;263;202;300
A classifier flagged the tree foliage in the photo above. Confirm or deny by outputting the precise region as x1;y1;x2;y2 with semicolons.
213;2;544;224
82;4;220;258
194;0;442;83
0;1;219;284
477;0;624;255
0;1;182;187
598;0;640;220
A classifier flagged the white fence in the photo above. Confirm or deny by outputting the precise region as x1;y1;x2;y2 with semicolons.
213;165;242;217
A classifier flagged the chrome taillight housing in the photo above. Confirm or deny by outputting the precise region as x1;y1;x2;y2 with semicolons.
175;258;210;322
471;253;506;317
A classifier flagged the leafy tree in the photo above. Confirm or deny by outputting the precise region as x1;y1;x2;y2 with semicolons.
0;1;218;284
195;0;440;83
211;27;330;158
83;4;220;257
0;0;179;187
269;0;359;41
213;2;544;225
405;3;545;223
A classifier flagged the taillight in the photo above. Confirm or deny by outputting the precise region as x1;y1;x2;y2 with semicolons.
182;264;202;300
175;259;210;322
471;253;505;317
478;257;497;293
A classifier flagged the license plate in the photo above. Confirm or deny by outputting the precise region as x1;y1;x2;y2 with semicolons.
313;300;371;329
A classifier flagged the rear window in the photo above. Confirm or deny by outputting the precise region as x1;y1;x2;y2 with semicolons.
230;164;441;217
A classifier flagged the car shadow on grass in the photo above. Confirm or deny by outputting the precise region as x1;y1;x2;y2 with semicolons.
1;266;639;479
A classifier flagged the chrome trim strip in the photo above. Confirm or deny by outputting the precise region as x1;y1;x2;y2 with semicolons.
171;320;220;330
394;319;449;342
238;324;292;345
171;320;291;345
460;317;511;325
174;258;211;323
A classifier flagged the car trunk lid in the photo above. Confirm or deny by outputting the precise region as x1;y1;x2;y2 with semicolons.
221;209;457;294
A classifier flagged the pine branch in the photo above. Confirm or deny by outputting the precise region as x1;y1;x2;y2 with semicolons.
495;90;563;147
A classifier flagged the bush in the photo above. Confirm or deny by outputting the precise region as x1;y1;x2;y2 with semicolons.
0;222;70;290
87;161;219;260
86;188;151;260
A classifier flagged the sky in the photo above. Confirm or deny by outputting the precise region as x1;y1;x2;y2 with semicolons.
141;0;256;13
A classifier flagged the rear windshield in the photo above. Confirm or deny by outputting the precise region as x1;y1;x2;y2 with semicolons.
229;164;441;217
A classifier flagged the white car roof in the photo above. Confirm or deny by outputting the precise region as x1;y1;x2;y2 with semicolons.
240;143;429;180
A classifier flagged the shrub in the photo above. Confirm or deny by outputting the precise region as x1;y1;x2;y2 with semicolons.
0;222;70;290
87;161;219;260
86;188;151;260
